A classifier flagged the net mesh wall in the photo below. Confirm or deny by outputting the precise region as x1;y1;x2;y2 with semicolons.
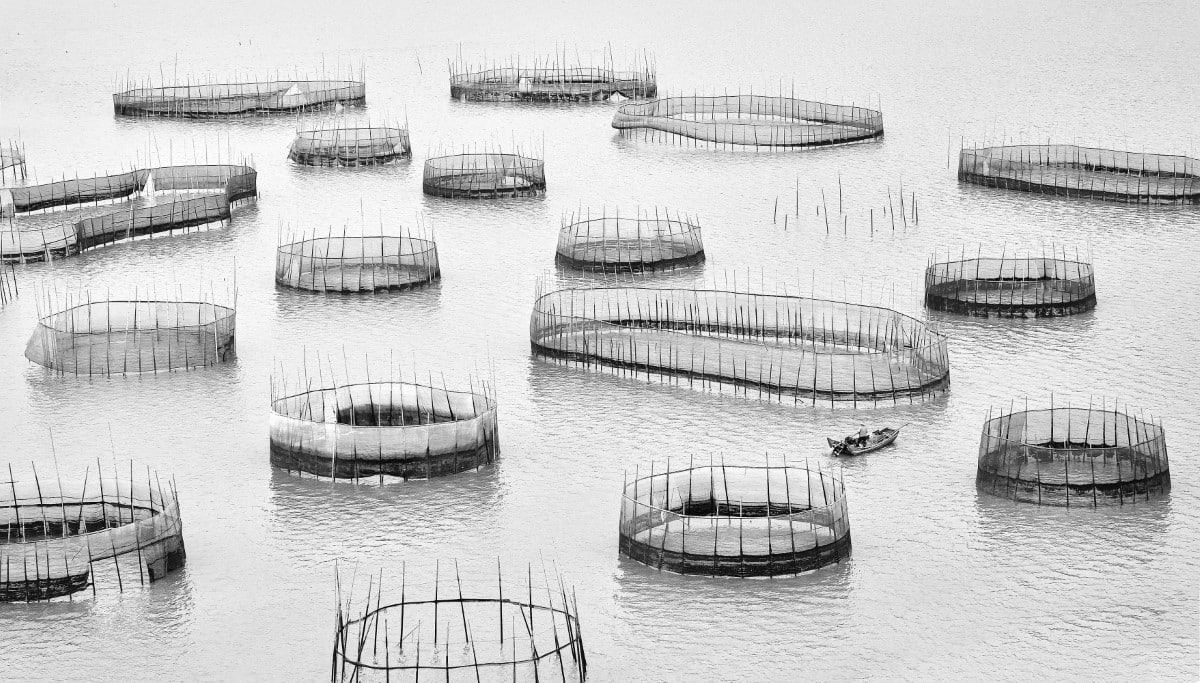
977;404;1170;506
619;460;850;577
288;126;412;166
924;251;1096;317
0;462;185;601
113;80;366;118
529;286;950;406
612;95;884;148
334;564;586;682
25;298;236;375
270;377;499;480
450;62;655;102
423;153;546;198
958;145;1200;204
555;209;704;272
276;233;440;292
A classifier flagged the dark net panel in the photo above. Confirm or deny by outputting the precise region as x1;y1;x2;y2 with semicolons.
925;252;1096;317
555;210;705;272
423;153;546;198
113;80;366;118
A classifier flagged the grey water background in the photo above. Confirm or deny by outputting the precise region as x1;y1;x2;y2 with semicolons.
1;0;1198;679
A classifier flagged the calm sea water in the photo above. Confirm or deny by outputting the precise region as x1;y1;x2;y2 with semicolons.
1;1;1198;680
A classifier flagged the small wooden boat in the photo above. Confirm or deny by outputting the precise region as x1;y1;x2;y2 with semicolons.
828;426;902;456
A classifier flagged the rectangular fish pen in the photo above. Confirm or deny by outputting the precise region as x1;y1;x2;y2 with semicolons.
450;48;655;102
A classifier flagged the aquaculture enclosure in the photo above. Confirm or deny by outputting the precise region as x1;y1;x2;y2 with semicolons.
450;53;654;102
275;229;439;292
612;95;884;148
288;124;411;166
25;293;236;375
333;563;586;682
977;401;1170;506
270;367;498;481
113;79;365;117
924;247;1096;317
0;461;186;602
555;208;705;272
0;264;16;306
958;144;1200;203
423;152;546;198
0;140;25;182
529;285;950;406
619;459;850;577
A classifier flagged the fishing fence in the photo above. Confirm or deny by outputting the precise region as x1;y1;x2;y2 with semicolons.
423;153;546;198
612;95;884;148
275;230;440;293
555;209;704;272
0;461;186;602
924;248;1096;317
529;285;950;406
288;125;411;166
976;402;1170;506
113;79;365;117
620;459;850;577
451;56;655;102
958;144;1200;204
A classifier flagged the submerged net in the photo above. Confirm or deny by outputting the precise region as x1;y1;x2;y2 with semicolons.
958;144;1200;204
288;125;411;166
276;232;439;292
423;153;546;198
25;297;236;375
450;60;655;102
113;80;365;118
977;403;1170;506
529;286;950;406
0;462;185;601
612;95;884;148
925;249;1096;317
555;209;704;272
620;460;850;577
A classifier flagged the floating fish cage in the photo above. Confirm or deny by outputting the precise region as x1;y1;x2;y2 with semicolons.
976;401;1170;506
288;124;411;166
529;285;950;407
958;144;1200;204
275;228;439;293
0;461;186;602
270;366;498;481
25;293;236;375
1;164;257;263
612;95;884;148
450;53;655;102
0;140;26;182
924;247;1096;318
333;562;586;682
113;78;365;118
619;459;851;577
555;208;705;272
422;152;546;198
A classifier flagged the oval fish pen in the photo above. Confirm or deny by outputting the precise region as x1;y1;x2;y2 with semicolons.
958;144;1200;204
977;401;1170;506
450;54;655;102
113;79;365;118
555;209;705;272
612;95;884;148
422;153;546;198
334;563;586;682
288;125;411;166
924;248;1096;318
0;462;186;602
275;230;439;293
24;295;236;375
270;370;498;481
619;460;850;577
529;285;950;406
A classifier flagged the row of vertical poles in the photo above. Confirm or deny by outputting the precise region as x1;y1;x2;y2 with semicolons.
422;150;545;198
114;65;366;117
288;124;412;166
450;47;655;100
769;176;916;234
557;207;704;268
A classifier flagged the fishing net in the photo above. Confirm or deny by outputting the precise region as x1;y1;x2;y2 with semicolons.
423;153;546;198
275;233;439;292
555;209;704;272
288;126;411;166
113;80;365;117
925;251;1096;317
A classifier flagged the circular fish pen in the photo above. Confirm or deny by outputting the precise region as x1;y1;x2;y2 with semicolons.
619;460;851;577
24;296;236;375
334;563;586;681
0;462;186;602
450;56;655;102
529;285;950;406
275;231;439;293
612;95;884;148
270;373;499;481
958;144;1200;204
113;79;365;118
555;209;704;272
977;402;1170;506
287;125;411;166
422;153;546;198
924;248;1096;317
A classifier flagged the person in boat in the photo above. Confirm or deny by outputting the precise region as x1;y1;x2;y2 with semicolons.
856;425;869;447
